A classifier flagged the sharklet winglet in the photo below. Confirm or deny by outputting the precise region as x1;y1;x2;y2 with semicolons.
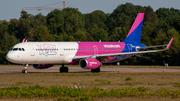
166;37;174;49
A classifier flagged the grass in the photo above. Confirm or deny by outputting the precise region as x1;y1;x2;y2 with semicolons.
16;81;32;85
157;83;168;86
94;79;106;82
119;82;143;86
0;71;180;100
125;77;133;81
94;79;111;85
2;64;180;69
0;73;180;89
170;82;180;87
0;85;180;99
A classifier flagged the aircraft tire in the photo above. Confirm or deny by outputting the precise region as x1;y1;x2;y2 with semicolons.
22;69;25;73
60;67;69;73
25;70;28;73
91;67;100;73
64;67;69;73
22;69;27;73
60;67;64;73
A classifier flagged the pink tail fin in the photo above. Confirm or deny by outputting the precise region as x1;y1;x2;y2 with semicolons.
22;38;26;43
123;13;144;43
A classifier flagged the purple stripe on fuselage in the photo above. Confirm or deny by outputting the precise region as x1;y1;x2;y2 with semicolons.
75;42;126;56
126;13;144;38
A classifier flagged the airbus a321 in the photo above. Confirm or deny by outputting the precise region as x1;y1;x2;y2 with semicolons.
6;13;174;73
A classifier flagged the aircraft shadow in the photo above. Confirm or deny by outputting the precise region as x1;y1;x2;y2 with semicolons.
5;71;119;74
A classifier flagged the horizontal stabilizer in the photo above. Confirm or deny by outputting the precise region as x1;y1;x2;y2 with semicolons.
134;54;141;57
115;56;123;60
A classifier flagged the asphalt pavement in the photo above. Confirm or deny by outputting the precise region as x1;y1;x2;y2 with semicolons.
0;65;180;73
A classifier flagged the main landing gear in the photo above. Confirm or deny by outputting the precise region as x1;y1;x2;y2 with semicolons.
91;67;100;73
59;65;69;73
22;64;28;73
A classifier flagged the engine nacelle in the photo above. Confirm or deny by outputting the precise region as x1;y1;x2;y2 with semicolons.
32;64;53;69
79;58;101;69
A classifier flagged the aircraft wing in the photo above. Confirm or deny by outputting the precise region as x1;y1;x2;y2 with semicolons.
137;38;174;50
73;37;174;59
136;44;167;50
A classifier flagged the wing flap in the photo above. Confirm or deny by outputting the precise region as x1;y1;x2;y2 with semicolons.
136;44;167;50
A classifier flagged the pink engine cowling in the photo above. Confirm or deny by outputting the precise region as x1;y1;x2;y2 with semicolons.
79;58;101;69
32;64;54;69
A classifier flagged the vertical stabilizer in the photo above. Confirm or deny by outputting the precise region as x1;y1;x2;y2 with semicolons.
22;38;26;43
123;13;144;43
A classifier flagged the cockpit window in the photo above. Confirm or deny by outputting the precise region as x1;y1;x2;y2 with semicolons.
13;48;18;51
22;48;25;51
10;48;13;51
10;48;25;51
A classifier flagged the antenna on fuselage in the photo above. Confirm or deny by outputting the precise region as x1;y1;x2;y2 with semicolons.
99;39;101;42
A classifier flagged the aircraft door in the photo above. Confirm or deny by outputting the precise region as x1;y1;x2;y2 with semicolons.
29;45;35;56
127;44;132;52
93;45;98;55
59;45;64;56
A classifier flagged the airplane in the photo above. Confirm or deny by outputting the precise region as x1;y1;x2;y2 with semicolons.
6;13;174;73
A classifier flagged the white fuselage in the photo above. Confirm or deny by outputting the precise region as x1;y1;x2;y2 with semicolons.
6;42;78;64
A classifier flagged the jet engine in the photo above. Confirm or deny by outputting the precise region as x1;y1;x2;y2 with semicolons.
79;58;101;69
32;64;53;69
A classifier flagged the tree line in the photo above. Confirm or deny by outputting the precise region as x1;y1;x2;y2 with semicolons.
0;3;180;65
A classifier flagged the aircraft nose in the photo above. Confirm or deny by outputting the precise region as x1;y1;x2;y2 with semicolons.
6;52;18;63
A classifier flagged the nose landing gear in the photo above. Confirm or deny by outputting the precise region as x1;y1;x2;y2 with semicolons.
22;64;28;73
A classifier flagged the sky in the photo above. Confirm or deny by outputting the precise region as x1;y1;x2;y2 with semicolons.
0;0;180;21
